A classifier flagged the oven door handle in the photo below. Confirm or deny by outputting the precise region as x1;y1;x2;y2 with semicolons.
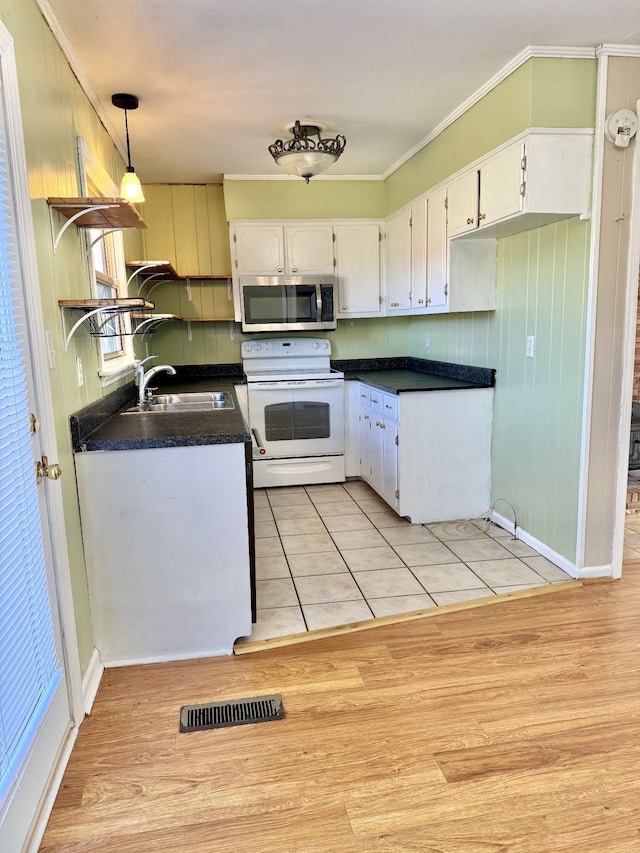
252;428;267;455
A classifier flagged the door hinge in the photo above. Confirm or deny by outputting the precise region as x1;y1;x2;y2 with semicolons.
444;282;449;295
234;258;238;268
520;181;526;197
395;434;399;446
29;413;41;435
521;154;527;172
233;232;237;243
395;489;400;499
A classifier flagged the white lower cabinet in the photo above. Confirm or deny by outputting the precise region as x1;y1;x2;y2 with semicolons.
356;382;493;523
74;443;252;664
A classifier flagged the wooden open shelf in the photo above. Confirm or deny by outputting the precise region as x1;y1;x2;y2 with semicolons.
48;198;147;230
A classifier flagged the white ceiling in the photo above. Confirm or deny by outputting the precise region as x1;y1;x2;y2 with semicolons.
42;0;640;184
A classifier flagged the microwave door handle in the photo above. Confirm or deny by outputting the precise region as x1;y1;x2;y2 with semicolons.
316;284;322;321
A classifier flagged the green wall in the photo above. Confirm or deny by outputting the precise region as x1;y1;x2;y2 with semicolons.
386;58;597;213
1;0;137;674
223;178;386;220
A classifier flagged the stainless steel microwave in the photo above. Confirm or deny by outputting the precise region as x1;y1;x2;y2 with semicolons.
239;275;337;333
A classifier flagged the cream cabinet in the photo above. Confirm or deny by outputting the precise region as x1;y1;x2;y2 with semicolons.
358;383;398;509
383;198;447;315
230;219;382;320
231;222;334;275
334;223;382;317
356;382;493;523
446;130;593;239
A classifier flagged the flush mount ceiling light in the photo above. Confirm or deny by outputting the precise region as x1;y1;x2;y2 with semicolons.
111;93;145;203
268;120;346;183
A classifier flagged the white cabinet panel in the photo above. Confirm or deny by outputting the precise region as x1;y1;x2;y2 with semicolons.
425;187;448;310
233;224;285;274
479;141;525;226
285;224;335;274
384;208;411;312
446;169;478;237
410;198;428;309
335;223;381;316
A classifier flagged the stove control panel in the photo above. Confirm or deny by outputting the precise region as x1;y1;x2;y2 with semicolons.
241;338;331;358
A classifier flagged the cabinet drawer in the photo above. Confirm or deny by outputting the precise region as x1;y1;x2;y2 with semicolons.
368;388;384;413
381;393;398;421
358;384;371;407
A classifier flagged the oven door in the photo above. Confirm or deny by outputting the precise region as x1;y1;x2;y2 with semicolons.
248;378;344;459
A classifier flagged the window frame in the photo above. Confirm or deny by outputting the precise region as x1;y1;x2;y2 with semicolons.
77;137;135;384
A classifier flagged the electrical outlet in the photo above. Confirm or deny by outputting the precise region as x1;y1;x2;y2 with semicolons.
526;335;535;358
424;333;430;349
76;355;84;387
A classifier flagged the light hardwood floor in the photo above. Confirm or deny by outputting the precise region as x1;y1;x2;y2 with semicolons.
40;558;640;852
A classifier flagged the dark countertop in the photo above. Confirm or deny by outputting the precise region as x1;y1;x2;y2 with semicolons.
71;369;249;452
334;356;495;394
346;369;489;393
71;357;495;452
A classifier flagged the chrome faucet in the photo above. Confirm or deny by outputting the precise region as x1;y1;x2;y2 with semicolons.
134;356;177;405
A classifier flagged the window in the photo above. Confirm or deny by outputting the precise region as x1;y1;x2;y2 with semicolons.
78;138;135;383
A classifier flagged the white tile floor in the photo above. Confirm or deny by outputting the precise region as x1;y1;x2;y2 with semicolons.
235;481;574;645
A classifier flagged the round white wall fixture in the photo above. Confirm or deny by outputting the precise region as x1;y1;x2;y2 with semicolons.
605;109;638;148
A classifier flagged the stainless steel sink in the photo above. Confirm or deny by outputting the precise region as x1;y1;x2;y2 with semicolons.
123;390;235;414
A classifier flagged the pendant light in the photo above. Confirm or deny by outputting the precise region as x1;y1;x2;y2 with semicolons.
269;120;346;183
111;93;145;203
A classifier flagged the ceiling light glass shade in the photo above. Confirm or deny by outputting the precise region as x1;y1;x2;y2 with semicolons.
120;167;145;203
269;120;346;183
274;150;340;180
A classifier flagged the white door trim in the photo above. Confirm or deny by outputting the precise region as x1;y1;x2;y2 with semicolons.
612;98;640;579
0;24;83;723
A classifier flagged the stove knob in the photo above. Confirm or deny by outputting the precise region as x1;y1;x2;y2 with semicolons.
312;341;320;349
253;343;262;351
321;340;329;349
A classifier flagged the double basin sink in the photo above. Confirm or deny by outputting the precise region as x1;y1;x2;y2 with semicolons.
124;391;235;414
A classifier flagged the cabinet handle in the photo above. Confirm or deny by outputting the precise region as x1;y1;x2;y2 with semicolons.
341;305;348;310
290;267;298;273
371;398;379;404
479;213;486;221
277;267;284;273
418;299;424;305
467;217;475;225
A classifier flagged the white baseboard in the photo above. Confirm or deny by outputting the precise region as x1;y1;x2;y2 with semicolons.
81;648;104;715
103;647;234;668
490;511;613;579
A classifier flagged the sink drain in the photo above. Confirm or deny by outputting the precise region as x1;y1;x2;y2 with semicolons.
179;694;284;732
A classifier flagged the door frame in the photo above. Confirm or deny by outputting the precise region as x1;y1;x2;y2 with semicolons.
0;19;84;846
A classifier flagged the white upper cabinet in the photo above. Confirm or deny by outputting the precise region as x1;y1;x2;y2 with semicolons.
410;198;428;310
232;222;334;275
334;223;382;317
446;169;479;238
384;208;412;312
232;223;285;275
446;129;593;239
285;224;335;274
424;188;448;311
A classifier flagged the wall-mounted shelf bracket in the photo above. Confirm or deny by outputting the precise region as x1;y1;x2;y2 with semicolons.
47;197;147;254
58;298;154;351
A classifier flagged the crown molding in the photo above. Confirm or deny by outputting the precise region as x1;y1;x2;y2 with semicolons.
381;45;597;179
223;174;384;182
597;43;640;57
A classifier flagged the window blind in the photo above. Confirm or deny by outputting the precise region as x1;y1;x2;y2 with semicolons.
0;86;61;808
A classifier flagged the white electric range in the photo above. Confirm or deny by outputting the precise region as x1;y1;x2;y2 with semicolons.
241;338;345;488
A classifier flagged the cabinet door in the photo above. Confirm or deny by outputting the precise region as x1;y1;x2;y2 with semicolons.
233;224;285;274
359;408;372;482
285;224;335;274
426;186;448;310
479;141;524;228
410;199;427;310
447;169;479;237
381;417;398;509
384;208;411;312
335;223;381;316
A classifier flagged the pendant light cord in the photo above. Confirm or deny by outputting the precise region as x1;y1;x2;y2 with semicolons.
124;109;132;170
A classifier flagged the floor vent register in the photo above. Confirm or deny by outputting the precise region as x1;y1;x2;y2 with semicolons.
179;694;285;732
